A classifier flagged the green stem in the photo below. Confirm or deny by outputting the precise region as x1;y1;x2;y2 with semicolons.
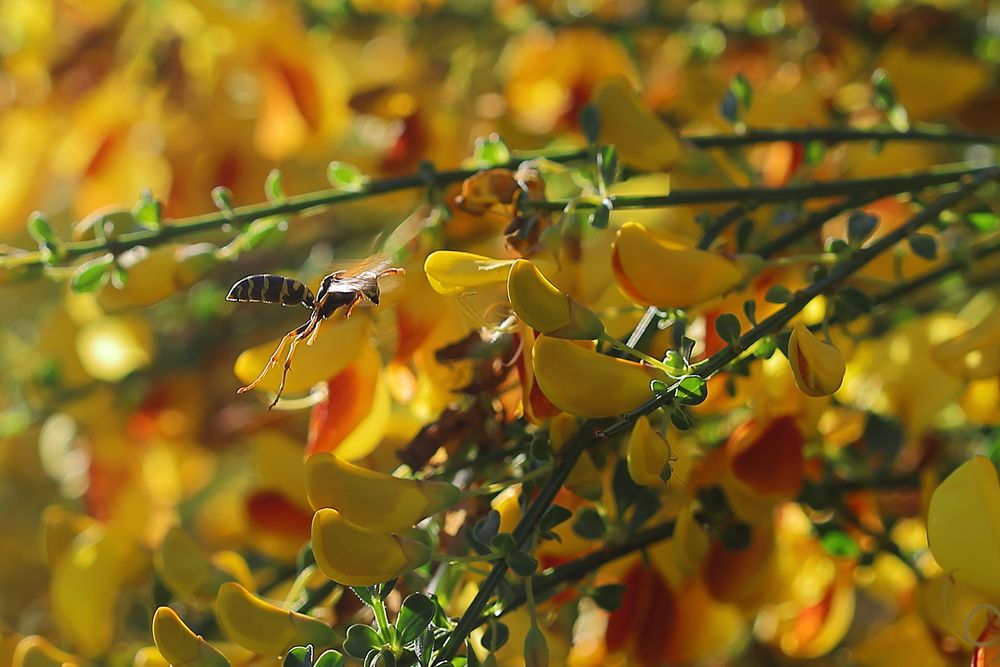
770;252;840;267
599;333;671;372
598;166;999;439
372;594;392;638
431;552;505;564
687;126;1000;149
473;464;554;495
526;164;991;211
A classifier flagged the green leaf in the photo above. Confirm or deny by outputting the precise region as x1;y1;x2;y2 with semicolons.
908;233;938;260
327;161;368;191
837;287;873;315
662;350;686;375
314;650;344;667
378;579;397;600
870;68;896;111
735;217;754;252
473;134;511;166
351;586;375;606
284;645;314;667
506;550;538;577
473;510;501;548
573;508;605;539
590;584;626;612
590;200;612;229
242;217;288;251
481;622;510;651
530;434;552;462
598;145;619;186
397;593;436;645
132;189;163;229
804;140;825;166
675;375;708;405
578;104;601;146
669;406;692;431
344;624;383;659
27;211;58;247
742;299;758;325
847;211;878;245
719;89;739;124
826;238;850;255
719;73;752;125
540;505;573;532
731;72;752;108
764;284;793;304
821;530;861;559
966;210;999;232
752;335;777;359
265;169;286;202
490;532;517;556
523;626;549;667
714;313;741;346
70;254;114;293
211;186;234;213
720;522;752;551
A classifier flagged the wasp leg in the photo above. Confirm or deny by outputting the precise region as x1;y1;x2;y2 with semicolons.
269;317;319;409
343;294;363;320
377;267;405;279
306;317;325;346
236;321;310;395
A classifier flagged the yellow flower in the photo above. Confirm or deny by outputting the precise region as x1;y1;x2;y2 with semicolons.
931;298;1000;380
153;527;253;601
215;583;334;657
306;452;462;532
626;416;671;488
96;244;218;312
12;636;82;667
423;251;515;297
152;607;229;667
592;75;683;172
612;222;749;308
531;336;666;418
507;259;604;339
787;323;846;397
927;456;1000;600
311;509;430;586
491;485;523;534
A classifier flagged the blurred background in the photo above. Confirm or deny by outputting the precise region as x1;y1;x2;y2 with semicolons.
0;0;998;664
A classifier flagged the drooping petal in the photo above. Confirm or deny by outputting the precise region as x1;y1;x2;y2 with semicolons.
612;222;748;308
423;251;515;297
625;416;670;488
311;509;430;586
592;75;683;172
927;456;1000;600
233;315;368;396
215;583;334;657
532;336;665;418
152;607;230;667
306;452;462;531
508;259;605;339
788;323;846;397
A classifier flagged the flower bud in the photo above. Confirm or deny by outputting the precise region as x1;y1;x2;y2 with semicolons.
311;509;431;586
491;485;523;534
626;416;671;488
612;222;749;308
787;323;846;397
524;626;550;667
215;583;334;657
423;251;515;296
532;336;666;418
152;607;229;667
507;259;604;339
306;452;462;532
592;75;682;172
927;456;1000;600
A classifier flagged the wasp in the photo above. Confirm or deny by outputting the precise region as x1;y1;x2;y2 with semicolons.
227;254;404;408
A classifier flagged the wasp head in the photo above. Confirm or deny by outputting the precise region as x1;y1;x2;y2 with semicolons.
361;283;381;305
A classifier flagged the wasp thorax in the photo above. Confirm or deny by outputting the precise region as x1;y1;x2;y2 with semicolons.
362;284;380;305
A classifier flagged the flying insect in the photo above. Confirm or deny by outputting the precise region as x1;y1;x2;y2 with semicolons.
227;254;404;408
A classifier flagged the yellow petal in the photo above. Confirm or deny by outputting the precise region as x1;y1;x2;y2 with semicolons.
132;646;170;667
532;336;664;418
311;509;430;586
41;504;96;567
12;636;81;667
154;527;213;599
927;456;1000;599
671;506;709;577
491;485;523;534
612;222;746;308
931;304;1000;380
788;323;846;397
306;452;462;531
508;259;604;339
51;526;128;656
626;416;670;488
250;430;310;509
423;251;515;297
592;75;682;172
75;315;154;382
152;607;230;667
233;314;367;395
215;583;334;657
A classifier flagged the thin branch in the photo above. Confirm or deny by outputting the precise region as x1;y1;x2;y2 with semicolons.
686;126;1000;149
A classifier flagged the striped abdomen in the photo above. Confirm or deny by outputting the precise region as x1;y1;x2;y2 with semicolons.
226;274;315;308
